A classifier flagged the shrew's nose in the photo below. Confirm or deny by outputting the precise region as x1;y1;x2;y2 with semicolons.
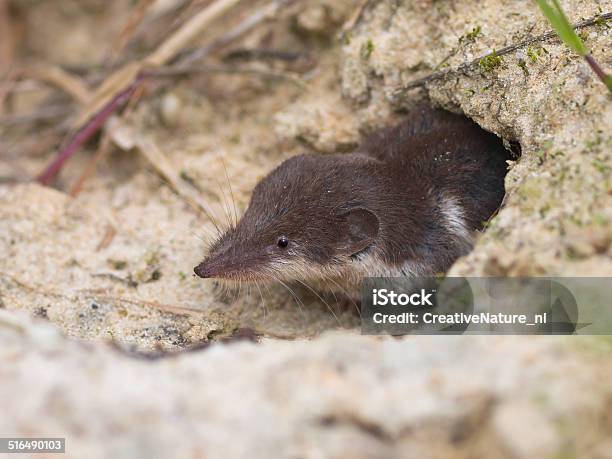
193;262;211;278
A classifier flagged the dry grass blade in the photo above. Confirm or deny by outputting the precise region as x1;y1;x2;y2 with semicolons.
37;73;145;185
149;63;306;87
84;0;244;123
136;137;220;222
69;134;113;197
69;76;146;197
24;64;91;104
37;0;247;185
75;62;143;127
179;0;297;66
104;118;220;226
95;223;118;251
145;0;243;67
109;0;157;61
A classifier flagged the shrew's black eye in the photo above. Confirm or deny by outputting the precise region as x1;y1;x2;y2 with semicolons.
277;235;289;248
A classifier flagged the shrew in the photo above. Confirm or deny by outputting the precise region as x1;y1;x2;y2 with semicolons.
194;104;510;291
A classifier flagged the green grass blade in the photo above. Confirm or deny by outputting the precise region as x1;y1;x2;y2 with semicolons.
536;0;588;55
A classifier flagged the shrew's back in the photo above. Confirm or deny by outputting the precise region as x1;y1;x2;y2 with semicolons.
360;105;508;231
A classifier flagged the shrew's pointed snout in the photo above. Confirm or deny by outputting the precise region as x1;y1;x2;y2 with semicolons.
194;244;261;280
194;262;212;278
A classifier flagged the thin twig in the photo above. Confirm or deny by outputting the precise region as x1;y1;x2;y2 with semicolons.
95;224;118;251
36;0;298;185
138;0;193;32
136;136;223;227
108;0;156;62
177;0;297;66
69;79;146;196
69;134;113;197
23;64;91;104
146;63;306;87
104;119;223;229
584;54;612;90
223;48;307;62
394;12;612;96
145;0;244;67
36;74;145;185
36;0;270;185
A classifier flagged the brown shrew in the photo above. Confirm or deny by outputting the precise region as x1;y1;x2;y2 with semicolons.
194;104;510;291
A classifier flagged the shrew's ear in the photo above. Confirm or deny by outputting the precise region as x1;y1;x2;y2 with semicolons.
337;207;379;255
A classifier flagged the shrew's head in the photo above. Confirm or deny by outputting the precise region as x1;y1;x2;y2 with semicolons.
194;154;380;282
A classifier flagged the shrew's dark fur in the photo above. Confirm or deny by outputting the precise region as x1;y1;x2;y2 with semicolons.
194;105;509;284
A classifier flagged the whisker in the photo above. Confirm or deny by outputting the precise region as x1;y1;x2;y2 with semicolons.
324;280;340;311
276;277;306;323
255;279;267;321
295;278;340;326
220;154;239;227
213;175;234;230
143;168;225;236
188;226;217;244
327;277;361;318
